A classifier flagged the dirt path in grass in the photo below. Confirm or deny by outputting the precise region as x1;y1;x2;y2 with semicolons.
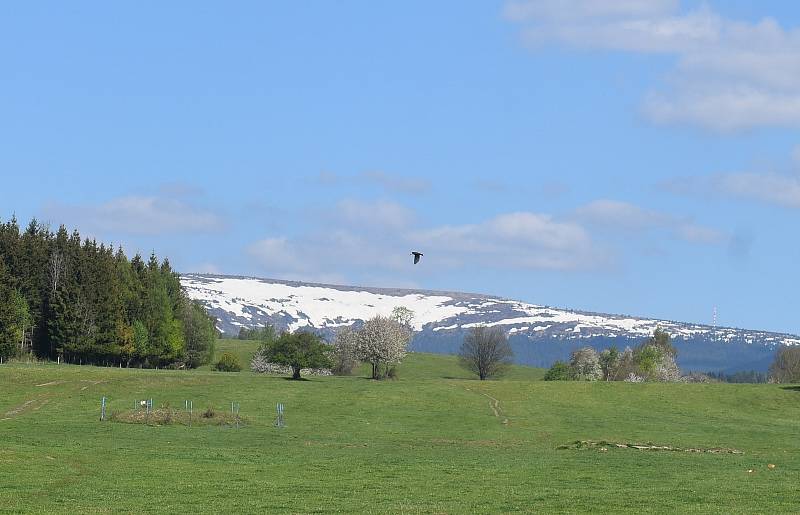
35;380;67;387
79;380;107;391
2;397;50;420
463;386;509;426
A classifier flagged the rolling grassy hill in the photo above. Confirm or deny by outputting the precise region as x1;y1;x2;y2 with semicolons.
1;343;798;513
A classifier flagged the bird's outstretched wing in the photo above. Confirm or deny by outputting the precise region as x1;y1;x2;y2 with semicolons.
411;251;423;264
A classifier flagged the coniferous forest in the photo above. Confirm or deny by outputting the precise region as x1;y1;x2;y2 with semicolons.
0;217;216;367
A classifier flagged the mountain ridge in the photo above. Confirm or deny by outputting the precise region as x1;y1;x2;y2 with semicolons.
181;273;799;372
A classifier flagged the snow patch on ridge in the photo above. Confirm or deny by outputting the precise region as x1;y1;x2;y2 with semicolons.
182;275;468;332
181;274;800;348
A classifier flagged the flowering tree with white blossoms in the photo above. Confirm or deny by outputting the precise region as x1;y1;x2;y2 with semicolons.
331;326;360;376
569;347;602;381
356;315;411;379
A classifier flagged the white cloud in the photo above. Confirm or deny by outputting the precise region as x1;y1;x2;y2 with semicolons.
644;87;800;132
714;172;800;209
674;223;727;245
317;170;430;195
663;143;800;210
504;0;678;23
411;212;605;271
336;199;415;229
360;171;430;195
573;200;670;231
44;195;224;236
248;206;610;284
573;199;727;245
505;1;800;130
247;198;729;284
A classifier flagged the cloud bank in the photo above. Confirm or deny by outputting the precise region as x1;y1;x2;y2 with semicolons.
247;197;726;285
44;194;225;236
505;1;800;130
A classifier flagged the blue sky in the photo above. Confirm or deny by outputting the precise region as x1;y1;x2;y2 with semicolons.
1;1;799;334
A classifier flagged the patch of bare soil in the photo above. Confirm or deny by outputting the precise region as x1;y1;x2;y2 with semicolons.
558;440;744;454
35;380;67;387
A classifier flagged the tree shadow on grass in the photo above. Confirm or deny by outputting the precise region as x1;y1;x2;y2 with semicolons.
780;386;800;392
282;377;311;382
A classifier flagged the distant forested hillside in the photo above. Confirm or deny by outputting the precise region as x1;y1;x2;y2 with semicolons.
0;217;216;368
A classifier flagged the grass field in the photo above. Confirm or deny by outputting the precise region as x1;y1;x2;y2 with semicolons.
1;342;799;513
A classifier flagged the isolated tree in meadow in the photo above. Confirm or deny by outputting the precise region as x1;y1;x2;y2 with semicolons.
261;330;333;379
769;346;800;383
458;326;514;380
356;315;411;379
569;347;602;381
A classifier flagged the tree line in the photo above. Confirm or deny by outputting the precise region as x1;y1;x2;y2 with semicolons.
543;327;800;384
243;313;517;382
544;328;681;382
0;217;216;368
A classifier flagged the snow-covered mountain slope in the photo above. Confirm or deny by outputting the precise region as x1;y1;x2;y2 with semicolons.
181;274;799;371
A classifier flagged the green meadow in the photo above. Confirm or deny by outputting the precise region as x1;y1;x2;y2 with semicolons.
1;342;798;513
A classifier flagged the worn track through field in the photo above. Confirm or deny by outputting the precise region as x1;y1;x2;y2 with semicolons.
463;386;509;425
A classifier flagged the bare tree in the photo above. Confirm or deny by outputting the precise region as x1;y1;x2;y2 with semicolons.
770;346;800;383
48;250;66;294
458;326;514;380
75;295;97;344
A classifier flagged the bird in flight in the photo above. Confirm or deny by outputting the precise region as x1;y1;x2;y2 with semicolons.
411;251;423;264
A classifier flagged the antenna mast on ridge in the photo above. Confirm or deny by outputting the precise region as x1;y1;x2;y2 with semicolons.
712;306;718;341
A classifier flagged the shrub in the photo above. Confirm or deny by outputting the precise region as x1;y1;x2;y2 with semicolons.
682;372;715;383
214;352;242;372
250;353;332;376
544;361;573;381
